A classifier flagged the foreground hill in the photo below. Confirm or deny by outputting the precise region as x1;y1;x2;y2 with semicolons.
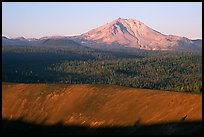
2;83;202;135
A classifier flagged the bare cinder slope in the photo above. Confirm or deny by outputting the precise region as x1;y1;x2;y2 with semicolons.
2;83;202;127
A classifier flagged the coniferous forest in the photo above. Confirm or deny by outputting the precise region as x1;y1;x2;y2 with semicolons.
2;44;202;93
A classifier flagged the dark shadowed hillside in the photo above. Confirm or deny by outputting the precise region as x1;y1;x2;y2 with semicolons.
2;119;202;135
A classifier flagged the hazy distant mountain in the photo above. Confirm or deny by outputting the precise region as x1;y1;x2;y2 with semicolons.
2;36;42;46
2;36;81;47
39;36;68;40
2;18;202;51
72;18;202;51
42;38;81;47
192;39;202;46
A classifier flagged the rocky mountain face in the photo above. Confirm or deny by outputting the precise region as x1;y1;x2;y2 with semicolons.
2;18;202;51
73;18;201;50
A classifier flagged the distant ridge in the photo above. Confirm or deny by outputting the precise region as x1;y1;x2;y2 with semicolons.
2;18;202;51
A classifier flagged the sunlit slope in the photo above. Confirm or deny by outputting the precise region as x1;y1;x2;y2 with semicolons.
2;83;202;126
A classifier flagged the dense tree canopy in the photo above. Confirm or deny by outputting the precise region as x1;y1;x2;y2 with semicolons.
2;45;202;93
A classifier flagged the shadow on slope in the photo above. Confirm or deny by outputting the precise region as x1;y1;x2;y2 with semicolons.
2;119;202;135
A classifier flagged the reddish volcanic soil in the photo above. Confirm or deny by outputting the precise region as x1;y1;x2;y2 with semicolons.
2;83;202;127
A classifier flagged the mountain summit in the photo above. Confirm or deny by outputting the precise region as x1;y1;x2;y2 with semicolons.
2;18;202;51
75;18;201;50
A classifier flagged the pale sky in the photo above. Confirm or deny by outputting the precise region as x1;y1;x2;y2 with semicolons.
2;2;202;39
